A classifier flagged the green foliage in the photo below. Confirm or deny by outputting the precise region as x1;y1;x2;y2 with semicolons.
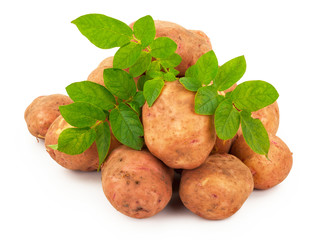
129;52;152;77
95;122;111;171
133;15;156;48
113;42;142;69
143;79;165;107
150;37;177;59
194;86;224;115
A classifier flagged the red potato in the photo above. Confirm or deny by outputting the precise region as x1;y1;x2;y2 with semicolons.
129;20;212;76
24;94;73;139
101;146;173;219
230;134;293;189
45;115;121;171
143;80;216;169
179;154;253;220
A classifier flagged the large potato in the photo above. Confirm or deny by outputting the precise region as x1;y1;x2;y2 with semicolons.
129;20;212;76
237;101;279;136
24;94;73;139
101;146;173;219
179;154;253;220
142;80;216;169
230;134;293;190
45;115;121;171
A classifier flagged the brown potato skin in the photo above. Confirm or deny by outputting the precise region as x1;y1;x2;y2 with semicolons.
237;101;280;136
179;154;253;220
45;115;121;171
129;20;212;76
101;146;173;219
24;94;73;139
142;80;216;169
230;134;293;190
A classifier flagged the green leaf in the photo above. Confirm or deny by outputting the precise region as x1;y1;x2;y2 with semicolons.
109;103;144;150
133;15;156;48
163;72;176;82
185;50;218;85
71;14;132;49
150;37;177;59
143;79;165;107
137;75;151;91
59;102;106;128
129;51;152;77
48;144;58;150
57;127;96;155
169;68;180;76
103;68;136;100
66;81;115;111
148;61;161;72
214;55;246;91
240;110;270;156
95;122;111;171
113;42;142;69
128;91;145;115
194;86;224;115
179;77;202;92
231;80;279;111
214;99;240;140
146;71;164;78
160;53;182;68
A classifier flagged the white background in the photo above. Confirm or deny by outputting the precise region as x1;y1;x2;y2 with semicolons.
1;0;320;239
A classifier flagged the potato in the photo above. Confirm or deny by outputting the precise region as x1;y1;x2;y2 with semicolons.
179;154;253;220
129;20;212;76
142;80;216;169
101;145;173;218
237;101;280;136
24;94;73;139
45;115;121;171
230;134;293;190
88;56;140;86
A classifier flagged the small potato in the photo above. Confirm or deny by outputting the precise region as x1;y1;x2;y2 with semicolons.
237;101;280;136
179;154;253;220
24;94;73;139
88;56;140;86
142;80;216;169
230;134;293;190
45;115;121;171
101;146;173;219
129;20;212;76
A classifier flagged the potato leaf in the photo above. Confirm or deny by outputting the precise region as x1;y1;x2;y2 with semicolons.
194;86;224;115
129;51;152;77
143;78;164;107
150;37;177;59
113;42;142;69
214;99;240;140
110;103;144;150
59;102;106;128
240;110;270;156
213;55;246;91
95;122;111;171
66;81;115;111
103;68;136;100
137;75;151;91
160;53;182;68
133;15;156;48
179;77;202;92
231;80;279;111
71;14;132;49
57;128;96;155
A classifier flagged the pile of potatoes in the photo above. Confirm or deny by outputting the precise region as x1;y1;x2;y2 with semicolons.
25;20;293;220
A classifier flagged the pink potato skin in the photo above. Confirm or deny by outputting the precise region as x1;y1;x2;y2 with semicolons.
24;94;73;139
179;154;253;220
230;134;293;189
142;80;216;169
101;146;173;219
129;20;212;76
45;115;121;171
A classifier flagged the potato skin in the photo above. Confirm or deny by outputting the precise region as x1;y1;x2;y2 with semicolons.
45;115;121;171
230;134;293;189
142;80;216;169
101;146;173;219
24;94;73;139
129;20;212;76
179;154;253;220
